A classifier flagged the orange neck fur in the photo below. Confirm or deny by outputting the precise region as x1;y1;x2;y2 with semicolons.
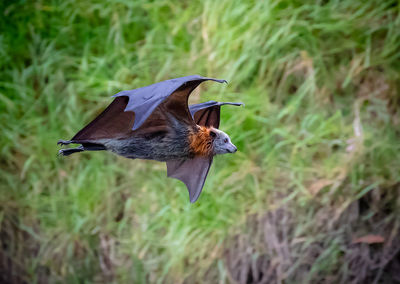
189;126;213;157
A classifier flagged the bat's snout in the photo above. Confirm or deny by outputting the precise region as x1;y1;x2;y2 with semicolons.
227;144;237;153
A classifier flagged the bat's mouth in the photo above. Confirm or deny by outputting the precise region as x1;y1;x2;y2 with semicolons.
226;146;237;153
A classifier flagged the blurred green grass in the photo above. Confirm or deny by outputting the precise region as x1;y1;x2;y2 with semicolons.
1;0;400;283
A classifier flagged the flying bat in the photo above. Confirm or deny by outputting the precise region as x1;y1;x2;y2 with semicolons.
58;75;243;203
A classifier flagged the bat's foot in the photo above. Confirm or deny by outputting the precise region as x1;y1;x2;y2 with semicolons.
57;139;72;146
58;146;84;156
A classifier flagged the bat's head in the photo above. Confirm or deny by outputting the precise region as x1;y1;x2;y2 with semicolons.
210;128;237;155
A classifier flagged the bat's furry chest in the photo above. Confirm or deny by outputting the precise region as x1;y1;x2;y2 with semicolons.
99;128;193;162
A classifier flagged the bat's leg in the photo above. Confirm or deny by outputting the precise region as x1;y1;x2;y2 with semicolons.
58;145;84;156
58;143;106;156
57;139;73;146
81;143;106;151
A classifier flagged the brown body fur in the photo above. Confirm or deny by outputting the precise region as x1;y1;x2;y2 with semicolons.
189;126;214;157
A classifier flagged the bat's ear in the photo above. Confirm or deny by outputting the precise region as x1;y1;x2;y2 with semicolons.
210;129;217;139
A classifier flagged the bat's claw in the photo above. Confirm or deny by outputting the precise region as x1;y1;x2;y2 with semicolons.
57;139;72;146
58;146;84;156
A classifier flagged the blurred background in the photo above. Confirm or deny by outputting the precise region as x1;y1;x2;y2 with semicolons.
1;0;400;283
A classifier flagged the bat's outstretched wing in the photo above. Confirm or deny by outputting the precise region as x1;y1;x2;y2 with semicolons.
114;75;226;130
65;75;226;143
167;101;243;203
70;96;134;142
189;101;244;128
167;157;212;203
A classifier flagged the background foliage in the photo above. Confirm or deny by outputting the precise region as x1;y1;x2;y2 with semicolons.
1;0;400;283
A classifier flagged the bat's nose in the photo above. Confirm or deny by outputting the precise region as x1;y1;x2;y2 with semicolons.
227;144;237;153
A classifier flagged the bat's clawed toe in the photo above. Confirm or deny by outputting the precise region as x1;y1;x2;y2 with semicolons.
58;149;66;156
57;139;72;146
58;146;84;156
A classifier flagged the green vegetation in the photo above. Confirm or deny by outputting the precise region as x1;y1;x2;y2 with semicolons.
1;0;400;283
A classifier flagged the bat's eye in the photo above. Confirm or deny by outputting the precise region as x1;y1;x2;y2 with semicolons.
224;138;228;143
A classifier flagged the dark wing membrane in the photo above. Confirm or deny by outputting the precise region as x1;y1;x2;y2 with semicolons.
64;76;227;145
189;101;244;128
71;96;135;142
166;157;213;203
113;75;227;130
